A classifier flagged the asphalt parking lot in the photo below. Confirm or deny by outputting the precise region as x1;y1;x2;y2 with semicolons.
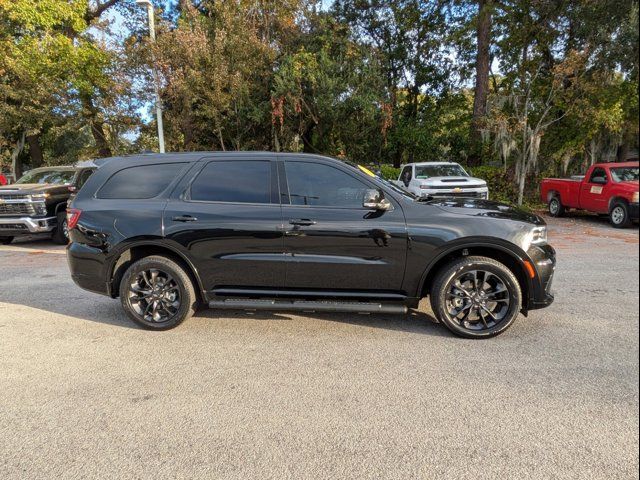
0;214;638;479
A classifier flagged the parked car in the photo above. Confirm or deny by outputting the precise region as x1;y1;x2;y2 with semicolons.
0;163;96;245
0;173;7;186
391;162;489;199
67;152;555;338
541;161;639;228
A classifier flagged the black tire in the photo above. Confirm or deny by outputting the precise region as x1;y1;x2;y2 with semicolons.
430;256;522;339
51;211;69;245
548;196;565;217
119;255;197;330
0;236;14;245
609;201;632;228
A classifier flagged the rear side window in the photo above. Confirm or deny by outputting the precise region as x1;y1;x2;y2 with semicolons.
190;161;271;204
97;163;185;199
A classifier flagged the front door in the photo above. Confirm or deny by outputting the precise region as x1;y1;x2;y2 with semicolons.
163;157;285;291
280;158;407;292
580;167;610;213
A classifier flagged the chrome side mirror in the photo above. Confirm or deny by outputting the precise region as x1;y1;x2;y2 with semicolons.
363;189;392;211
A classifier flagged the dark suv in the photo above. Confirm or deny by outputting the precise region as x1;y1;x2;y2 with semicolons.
67;152;555;338
0;164;96;244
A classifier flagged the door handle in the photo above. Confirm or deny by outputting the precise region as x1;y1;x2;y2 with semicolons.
289;219;316;226
172;215;198;222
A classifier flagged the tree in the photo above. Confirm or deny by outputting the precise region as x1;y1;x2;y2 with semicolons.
468;0;492;166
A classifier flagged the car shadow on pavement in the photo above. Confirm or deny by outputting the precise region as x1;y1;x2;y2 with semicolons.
195;307;450;337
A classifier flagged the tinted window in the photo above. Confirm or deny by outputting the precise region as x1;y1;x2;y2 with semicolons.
589;168;607;183
401;166;412;183
190;161;271;203
286;162;369;207
76;169;94;189
97;163;185;199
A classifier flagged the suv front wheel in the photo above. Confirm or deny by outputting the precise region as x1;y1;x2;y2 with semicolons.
119;255;197;330
430;256;522;338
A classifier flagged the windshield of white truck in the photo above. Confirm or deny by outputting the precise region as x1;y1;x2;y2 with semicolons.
610;167;639;182
415;164;468;179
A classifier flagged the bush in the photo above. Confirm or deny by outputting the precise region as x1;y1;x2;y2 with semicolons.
378;164;401;180
468;166;544;210
468;166;516;204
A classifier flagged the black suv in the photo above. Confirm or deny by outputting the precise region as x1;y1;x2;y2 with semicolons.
66;152;555;338
0;164;96;244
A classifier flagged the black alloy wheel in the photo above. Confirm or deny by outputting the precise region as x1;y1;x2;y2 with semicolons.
120;255;197;330
431;256;522;338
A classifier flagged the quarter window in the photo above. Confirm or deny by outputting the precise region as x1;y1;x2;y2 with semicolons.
97;164;185;199
190;161;271;204
285;162;369;208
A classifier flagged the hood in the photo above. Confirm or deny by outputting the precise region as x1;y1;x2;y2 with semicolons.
415;176;487;187
617;180;639;191
426;197;544;226
0;183;69;195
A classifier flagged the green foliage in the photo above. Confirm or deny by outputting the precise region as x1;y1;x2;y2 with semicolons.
468;166;516;204
379;164;401;180
0;0;637;208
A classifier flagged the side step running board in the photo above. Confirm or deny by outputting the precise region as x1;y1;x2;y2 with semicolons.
208;299;408;314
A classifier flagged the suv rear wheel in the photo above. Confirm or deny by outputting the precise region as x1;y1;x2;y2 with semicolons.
430;256;522;338
119;255;197;330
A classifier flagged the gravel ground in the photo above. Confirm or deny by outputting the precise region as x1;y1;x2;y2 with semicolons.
0;214;638;479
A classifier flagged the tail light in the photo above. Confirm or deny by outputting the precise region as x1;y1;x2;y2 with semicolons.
66;208;82;230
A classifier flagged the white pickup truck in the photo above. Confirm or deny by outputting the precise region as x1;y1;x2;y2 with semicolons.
392;162;489;199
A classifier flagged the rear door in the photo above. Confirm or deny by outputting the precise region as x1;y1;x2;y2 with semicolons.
163;156;285;291
280;157;407;292
580;167;610;213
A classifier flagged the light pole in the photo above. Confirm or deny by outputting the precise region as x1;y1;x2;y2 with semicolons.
136;0;165;153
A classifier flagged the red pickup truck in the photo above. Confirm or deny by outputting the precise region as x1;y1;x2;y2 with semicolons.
541;161;639;228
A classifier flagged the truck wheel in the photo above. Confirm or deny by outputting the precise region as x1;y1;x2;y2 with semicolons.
548;196;565;217
430;256;522;339
51;211;69;245
610;201;631;228
0;236;14;245
119;255;197;330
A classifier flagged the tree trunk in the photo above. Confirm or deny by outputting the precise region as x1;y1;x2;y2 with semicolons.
26;133;44;169
80;93;112;157
616;141;629;162
11;131;27;180
468;0;492;167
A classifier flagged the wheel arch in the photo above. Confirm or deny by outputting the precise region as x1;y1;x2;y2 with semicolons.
54;201;68;215
418;241;532;311
107;240;205;303
608;196;629;212
546;189;561;203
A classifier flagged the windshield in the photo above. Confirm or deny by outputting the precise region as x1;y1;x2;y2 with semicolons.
610;167;639;182
16;169;76;185
414;164;468;179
